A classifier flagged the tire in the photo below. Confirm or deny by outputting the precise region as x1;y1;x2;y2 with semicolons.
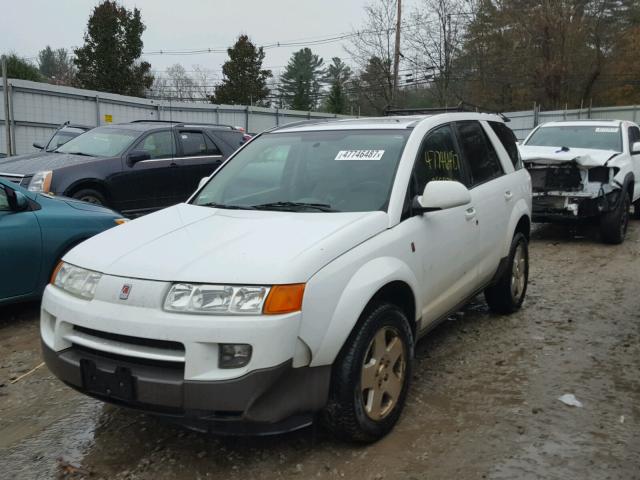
600;191;630;244
322;303;414;443
632;199;640;220
484;232;529;315
71;188;107;206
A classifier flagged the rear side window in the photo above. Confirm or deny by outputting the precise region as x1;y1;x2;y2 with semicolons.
489;121;522;169
179;131;208;156
204;135;222;155
456;121;503;186
412;124;467;194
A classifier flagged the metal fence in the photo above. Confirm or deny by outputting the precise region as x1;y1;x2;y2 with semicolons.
2;77;640;154
504;104;640;140
0;79;348;155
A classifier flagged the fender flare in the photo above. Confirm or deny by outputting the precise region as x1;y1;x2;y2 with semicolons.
62;177;110;199
308;256;420;367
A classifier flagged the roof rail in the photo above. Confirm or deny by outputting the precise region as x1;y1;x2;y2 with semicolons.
385;101;511;122
129;120;237;129
268;117;341;132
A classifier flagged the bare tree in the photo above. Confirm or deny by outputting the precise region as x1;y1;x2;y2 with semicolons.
347;0;399;111
406;0;471;106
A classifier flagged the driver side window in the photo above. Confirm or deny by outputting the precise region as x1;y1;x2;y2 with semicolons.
412;124;467;196
0;186;11;211
135;131;176;159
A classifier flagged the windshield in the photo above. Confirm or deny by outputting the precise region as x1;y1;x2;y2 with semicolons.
525;125;622;152
46;130;83;151
56;127;140;157
192;130;410;212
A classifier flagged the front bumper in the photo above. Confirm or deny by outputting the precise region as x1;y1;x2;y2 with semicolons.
40;282;331;433
42;341;330;434
531;190;619;223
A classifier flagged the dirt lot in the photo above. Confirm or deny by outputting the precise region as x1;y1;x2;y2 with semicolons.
1;222;639;480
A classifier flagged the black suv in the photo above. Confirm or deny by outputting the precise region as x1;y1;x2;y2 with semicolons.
0;121;246;215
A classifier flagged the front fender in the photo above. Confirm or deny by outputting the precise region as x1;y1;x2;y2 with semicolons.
301;255;420;367
501;198;531;258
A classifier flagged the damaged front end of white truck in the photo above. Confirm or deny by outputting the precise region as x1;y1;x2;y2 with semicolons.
522;147;625;222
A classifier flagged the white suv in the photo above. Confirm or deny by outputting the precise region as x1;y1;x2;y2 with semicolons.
41;113;532;442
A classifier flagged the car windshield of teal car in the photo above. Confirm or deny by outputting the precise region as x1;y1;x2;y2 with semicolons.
55;127;139;157
192;130;410;213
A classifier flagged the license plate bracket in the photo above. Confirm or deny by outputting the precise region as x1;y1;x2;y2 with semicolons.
80;359;135;401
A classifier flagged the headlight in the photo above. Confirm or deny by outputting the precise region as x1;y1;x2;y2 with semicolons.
28;170;53;192
163;283;305;315
164;284;270;314
51;262;102;300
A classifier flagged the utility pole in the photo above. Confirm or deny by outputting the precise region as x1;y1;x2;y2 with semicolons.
392;0;402;105
2;56;12;157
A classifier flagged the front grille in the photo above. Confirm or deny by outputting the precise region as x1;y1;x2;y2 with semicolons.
0;172;24;185
73;325;184;353
527;164;582;192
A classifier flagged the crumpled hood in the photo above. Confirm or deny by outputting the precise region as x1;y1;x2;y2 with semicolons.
0;152;99;174
64;203;388;284
519;145;620;168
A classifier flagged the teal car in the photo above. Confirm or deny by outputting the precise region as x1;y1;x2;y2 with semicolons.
0;178;126;305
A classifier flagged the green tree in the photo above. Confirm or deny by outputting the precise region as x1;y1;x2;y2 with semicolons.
1;53;42;82
280;48;325;111
354;56;394;115
213;35;272;105
38;46;76;85
74;1;153;97
324;57;352;114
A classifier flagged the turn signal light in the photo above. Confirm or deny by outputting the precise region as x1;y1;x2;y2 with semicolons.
50;261;63;284
263;284;305;314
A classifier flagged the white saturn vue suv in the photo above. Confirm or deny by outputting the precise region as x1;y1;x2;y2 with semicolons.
41;113;532;442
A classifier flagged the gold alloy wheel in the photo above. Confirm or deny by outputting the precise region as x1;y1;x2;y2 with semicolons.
511;242;526;301
361;326;406;421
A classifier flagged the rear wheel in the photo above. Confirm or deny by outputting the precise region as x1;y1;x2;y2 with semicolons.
600;191;630;244
322;303;413;443
485;232;529;314
71;188;107;207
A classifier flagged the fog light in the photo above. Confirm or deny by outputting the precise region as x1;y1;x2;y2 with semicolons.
219;344;252;369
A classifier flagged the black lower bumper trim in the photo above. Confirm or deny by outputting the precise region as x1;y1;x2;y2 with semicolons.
42;341;331;433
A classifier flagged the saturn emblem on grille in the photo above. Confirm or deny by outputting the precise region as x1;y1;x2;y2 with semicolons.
119;284;132;300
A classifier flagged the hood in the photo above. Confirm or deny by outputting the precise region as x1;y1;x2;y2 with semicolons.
519;145;620;168
64;203;388;284
59;196;120;215
0;150;49;165
0;152;101;174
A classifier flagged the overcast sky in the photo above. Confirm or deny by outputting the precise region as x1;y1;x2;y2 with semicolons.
3;0;417;80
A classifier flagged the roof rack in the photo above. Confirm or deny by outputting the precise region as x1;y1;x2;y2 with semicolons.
268;117;341;133
129;120;236;129
385;101;511;122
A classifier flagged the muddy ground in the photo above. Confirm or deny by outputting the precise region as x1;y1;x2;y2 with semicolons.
1;222;639;480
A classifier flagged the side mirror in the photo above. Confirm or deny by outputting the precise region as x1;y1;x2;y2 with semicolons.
33;142;44;150
198;177;209;190
414;180;471;213
127;150;151;165
632;141;640;155
13;191;29;212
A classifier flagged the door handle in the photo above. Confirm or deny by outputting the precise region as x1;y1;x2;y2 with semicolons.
169;162;179;167
465;207;476;221
504;190;513;201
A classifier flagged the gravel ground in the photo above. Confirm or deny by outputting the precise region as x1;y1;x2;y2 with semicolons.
0;222;639;480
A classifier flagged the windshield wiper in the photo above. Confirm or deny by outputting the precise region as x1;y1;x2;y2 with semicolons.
199;202;256;210
251;201;337;212
65;151;96;157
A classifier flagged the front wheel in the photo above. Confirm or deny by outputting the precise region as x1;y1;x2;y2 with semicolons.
322;303;414;443
71;188;107;207
485;232;529;314
600;192;630;244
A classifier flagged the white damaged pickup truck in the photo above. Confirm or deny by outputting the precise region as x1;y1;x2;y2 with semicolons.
519;120;640;243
